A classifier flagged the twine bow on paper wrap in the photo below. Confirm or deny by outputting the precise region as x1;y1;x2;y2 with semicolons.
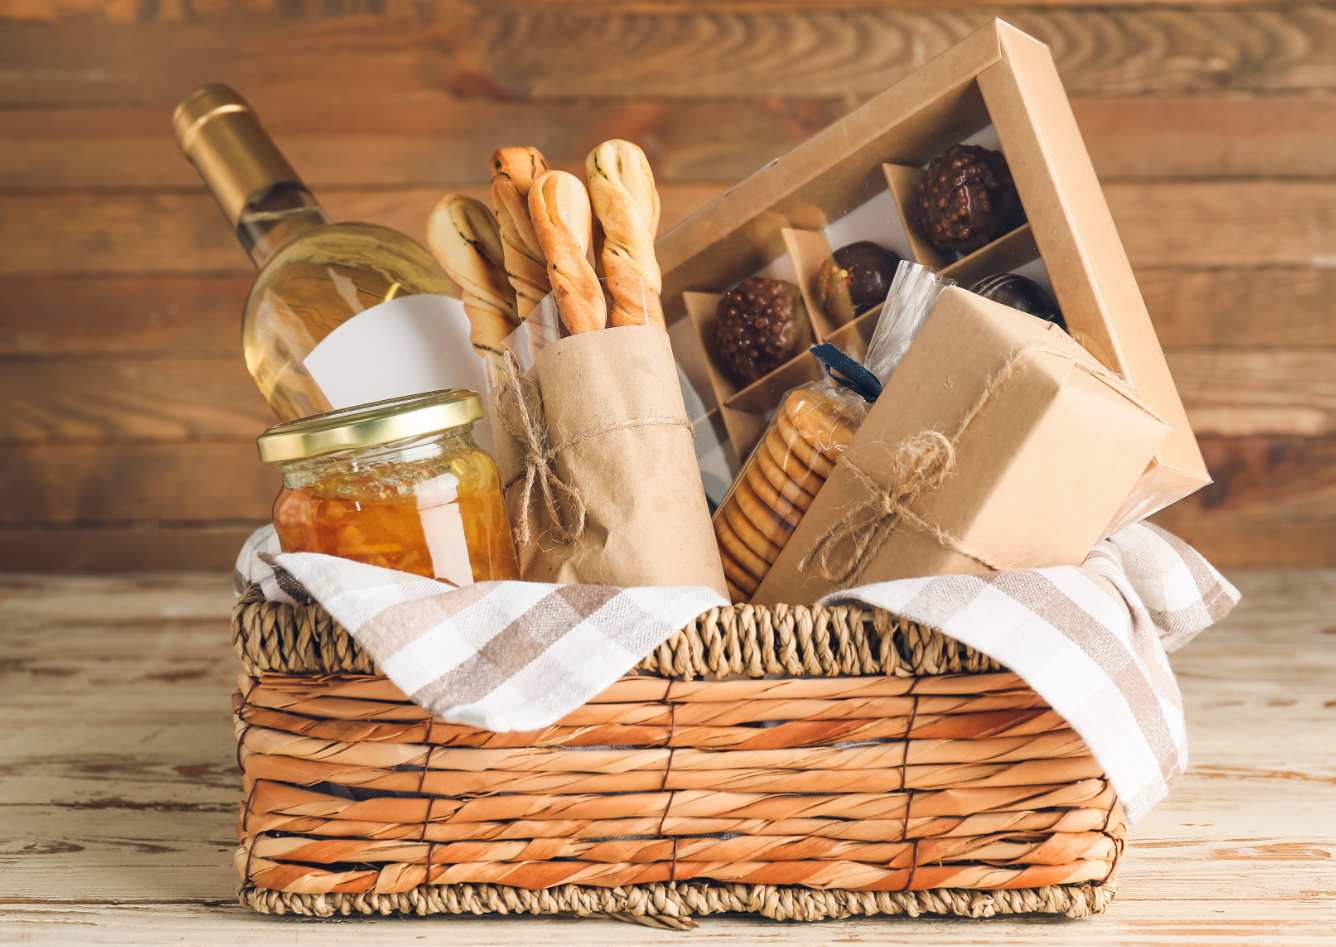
493;349;695;551
800;348;1044;585
493;351;586;548
802;430;1002;584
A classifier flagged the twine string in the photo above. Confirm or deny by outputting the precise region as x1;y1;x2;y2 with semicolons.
241;777;263;886
237;678;270;887
494;351;692;548
495;352;586;547
1101;780;1119;883
656;699;680;884
900;687;921;893
801;345;1072;585
240;774;260;838
417;744;436;884
234;677;255;778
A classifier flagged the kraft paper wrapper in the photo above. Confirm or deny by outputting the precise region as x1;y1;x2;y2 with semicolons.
752;288;1169;604
493;325;727;593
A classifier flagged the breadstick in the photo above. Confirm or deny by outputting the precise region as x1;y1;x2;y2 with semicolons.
490;146;551;319
527;170;606;334
426;194;518;353
586;139;664;329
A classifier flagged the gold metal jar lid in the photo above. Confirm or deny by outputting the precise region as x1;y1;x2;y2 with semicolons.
257;389;484;465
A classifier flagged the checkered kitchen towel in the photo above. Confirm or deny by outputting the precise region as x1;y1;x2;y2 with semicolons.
236;521;1237;822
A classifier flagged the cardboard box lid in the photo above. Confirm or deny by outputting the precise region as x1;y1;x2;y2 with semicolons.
982;22;1209;519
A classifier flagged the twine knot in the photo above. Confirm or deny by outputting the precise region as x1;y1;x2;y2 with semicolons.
493;350;693;550
495;352;587;548
800;430;959;584
798;345;1056;585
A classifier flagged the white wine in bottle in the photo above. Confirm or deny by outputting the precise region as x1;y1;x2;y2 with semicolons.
173;84;483;421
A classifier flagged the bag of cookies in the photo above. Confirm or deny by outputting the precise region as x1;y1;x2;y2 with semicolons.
715;263;950;602
431;140;726;594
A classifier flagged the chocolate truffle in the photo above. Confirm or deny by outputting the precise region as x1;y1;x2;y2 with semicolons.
815;241;900;323
970;273;1066;331
914;144;1025;253
713;277;803;385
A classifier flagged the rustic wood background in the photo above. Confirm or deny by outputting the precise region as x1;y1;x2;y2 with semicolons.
1;1;1333;572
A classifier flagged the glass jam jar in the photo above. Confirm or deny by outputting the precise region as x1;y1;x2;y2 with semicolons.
257;389;520;584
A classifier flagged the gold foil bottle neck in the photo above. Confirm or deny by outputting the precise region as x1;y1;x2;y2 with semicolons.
172;83;301;225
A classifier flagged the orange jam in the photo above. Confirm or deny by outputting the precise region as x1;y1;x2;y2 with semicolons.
259;390;519;584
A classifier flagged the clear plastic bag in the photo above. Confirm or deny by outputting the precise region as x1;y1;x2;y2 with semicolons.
713;261;950;602
864;259;956;383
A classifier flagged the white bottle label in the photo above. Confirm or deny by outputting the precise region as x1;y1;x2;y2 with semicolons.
303;294;492;448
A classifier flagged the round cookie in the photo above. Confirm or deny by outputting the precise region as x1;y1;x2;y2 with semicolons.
732;477;794;548
754;442;817;510
721;550;758;596
723;499;784;563
783;388;858;456
762;428;827;496
769;415;834;481
743;461;802;528
714;514;770;581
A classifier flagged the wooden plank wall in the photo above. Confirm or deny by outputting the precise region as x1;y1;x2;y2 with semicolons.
1;1;1333;572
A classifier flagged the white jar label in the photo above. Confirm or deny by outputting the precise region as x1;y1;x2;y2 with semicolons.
415;473;475;587
303;293;492;449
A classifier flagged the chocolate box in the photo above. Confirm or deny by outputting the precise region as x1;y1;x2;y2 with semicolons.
660;18;1208;525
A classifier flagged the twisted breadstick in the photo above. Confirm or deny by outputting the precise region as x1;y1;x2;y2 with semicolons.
586;139;664;329
426;194;518;353
528;170;606;334
490;146;551;319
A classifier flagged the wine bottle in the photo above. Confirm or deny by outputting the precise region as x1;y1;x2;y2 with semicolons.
173;84;483;421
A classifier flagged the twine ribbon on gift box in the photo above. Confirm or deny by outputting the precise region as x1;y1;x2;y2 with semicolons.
802;344;1093;584
494;351;692;549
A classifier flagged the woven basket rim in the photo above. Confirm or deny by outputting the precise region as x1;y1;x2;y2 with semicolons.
240;877;1114;926
232;583;1006;681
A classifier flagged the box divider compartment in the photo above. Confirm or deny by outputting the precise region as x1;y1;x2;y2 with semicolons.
780;227;839;338
824;306;883;362
682;290;733;402
939;223;1039;288
882;163;950;271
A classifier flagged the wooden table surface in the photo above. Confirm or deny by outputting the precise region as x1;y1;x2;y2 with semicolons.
1;570;1333;944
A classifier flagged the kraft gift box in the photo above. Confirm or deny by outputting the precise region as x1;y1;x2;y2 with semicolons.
752;287;1170;603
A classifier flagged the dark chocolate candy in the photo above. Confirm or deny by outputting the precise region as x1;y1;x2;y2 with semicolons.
970;273;1066;331
815;241;900;323
713;277;804;385
914;144;1025;253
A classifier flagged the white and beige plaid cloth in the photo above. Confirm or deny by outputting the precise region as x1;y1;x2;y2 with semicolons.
236;522;1237;822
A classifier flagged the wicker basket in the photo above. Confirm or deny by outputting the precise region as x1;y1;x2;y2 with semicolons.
231;585;1123;927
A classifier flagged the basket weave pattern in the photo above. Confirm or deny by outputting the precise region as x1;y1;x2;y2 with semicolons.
231;586;1123;926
